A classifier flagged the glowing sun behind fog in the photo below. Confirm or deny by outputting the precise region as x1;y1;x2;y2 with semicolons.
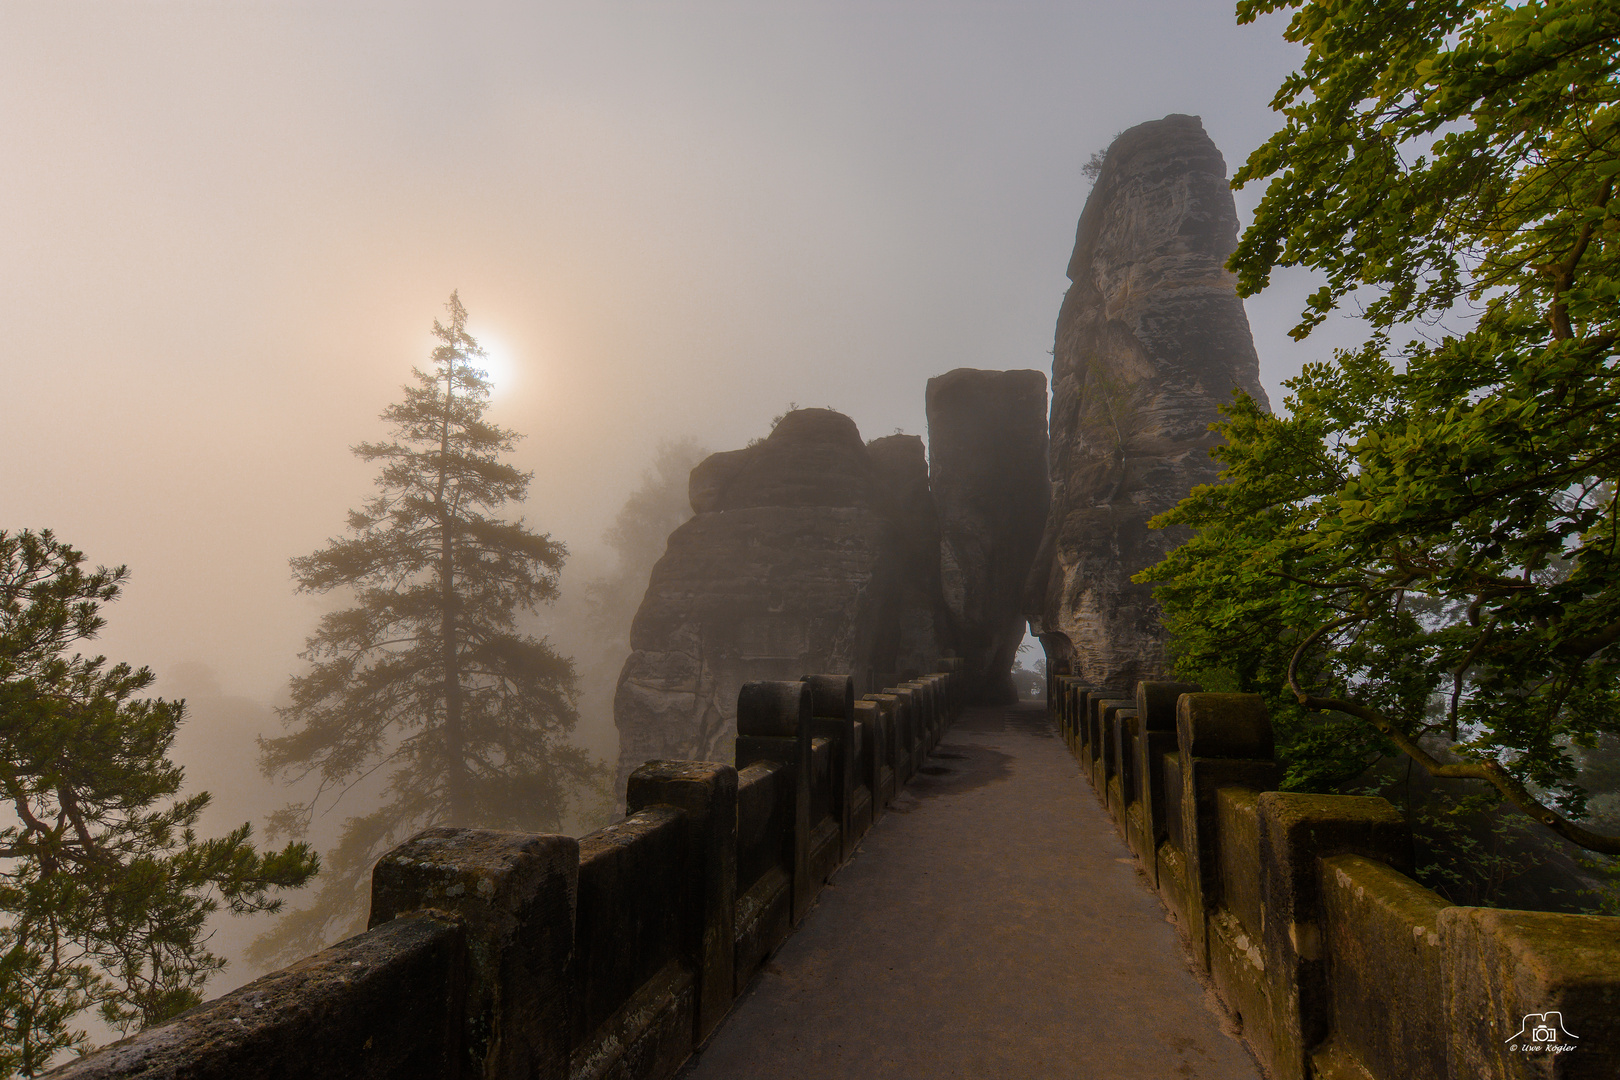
471;330;519;397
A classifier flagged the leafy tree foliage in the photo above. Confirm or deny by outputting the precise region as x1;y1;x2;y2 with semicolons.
1140;1;1620;852
0;531;316;1075
256;293;601;962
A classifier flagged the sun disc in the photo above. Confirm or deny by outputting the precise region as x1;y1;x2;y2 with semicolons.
472;334;517;395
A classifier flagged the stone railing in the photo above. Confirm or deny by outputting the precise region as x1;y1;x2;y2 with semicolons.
52;665;962;1080
1052;678;1620;1080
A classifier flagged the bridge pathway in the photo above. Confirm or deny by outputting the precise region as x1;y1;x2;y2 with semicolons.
679;702;1261;1080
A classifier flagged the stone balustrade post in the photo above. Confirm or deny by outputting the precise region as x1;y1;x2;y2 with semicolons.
1064;680;1092;752
1134;681;1202;881
1440;908;1620;1080
803;674;856;859
853;698;885;815
625;760;738;1044
1176;693;1282;970
735;680;815;923
1110;705;1139;805
923;678;941;746
886;685;923;768
936;657;963;717
369;829;580;1080
868;692;910;783
919;676;943;745
1064;682;1078;757
1070;683;1092;762
1089;695;1129;792
897;681;930;753
1057;678;1074;749
1253;792;1412;1080
861;694;899;806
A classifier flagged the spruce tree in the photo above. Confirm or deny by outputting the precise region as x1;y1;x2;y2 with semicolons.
257;292;599;961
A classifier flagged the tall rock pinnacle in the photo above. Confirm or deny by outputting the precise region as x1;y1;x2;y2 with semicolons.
1027;114;1270;688
926;368;1049;704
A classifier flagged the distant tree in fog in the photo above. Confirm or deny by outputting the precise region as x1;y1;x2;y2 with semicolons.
595;439;706;607
0;530;316;1074
255;292;605;964
577;438;705;680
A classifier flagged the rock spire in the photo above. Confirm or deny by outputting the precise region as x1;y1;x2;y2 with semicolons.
1027;114;1270;688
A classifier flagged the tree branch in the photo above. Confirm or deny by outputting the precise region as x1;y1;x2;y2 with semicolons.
1295;693;1620;855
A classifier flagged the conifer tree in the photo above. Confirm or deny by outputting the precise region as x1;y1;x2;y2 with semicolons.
0;530;316;1076
257;292;599;961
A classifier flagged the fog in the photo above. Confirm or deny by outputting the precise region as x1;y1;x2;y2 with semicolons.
2;1;1362;998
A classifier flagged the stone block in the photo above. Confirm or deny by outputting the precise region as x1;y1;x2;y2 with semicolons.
1208;905;1271;1060
866;692;910;783
1141;729;1180;859
1157;838;1193;941
1175;694;1280;972
807;736;835;848
737;680;810;739
853;698;889;811
887;685;923;759
1216;787;1264;941
1117;709;1141;806
570;808;692;1077
735;680;815;923
733;761;792;991
1093;696;1130;779
1060;679;1077;744
51;915;465;1080
1254;792;1412;1080
1442;907;1620;1080
1075;684;1103;757
1318;854;1448;1080
1135;679;1203;732
1163;750;1184;852
804;674;856;857
1177;693;1274;760
370;828;579;1080
851;700;880;834
627;760;738;1043
1075;688;1102;768
898;681;932;755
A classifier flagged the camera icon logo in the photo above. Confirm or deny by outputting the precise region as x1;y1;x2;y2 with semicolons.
1505;1011;1577;1049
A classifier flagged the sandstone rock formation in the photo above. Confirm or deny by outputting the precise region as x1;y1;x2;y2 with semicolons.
1027;114;1270;689
613;409;950;797
926;368;1050;704
866;433;955;684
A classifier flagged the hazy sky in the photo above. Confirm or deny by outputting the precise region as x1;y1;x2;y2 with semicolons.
2;1;1347;706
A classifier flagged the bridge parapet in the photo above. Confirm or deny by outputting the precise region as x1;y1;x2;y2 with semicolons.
50;665;963;1080
1054;681;1620;1080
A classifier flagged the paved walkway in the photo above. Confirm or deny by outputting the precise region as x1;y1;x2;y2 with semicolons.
681;703;1261;1080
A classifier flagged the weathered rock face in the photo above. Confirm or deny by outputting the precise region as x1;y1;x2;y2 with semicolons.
926;368;1050;704
1028;114;1270;689
612;409;950;797
866;433;953;683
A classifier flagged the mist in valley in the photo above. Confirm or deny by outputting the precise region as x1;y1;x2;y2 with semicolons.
0;0;1388;1040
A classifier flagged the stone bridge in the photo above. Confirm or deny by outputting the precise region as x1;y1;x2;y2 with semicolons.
54;669;1620;1080
49;113;1620;1080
